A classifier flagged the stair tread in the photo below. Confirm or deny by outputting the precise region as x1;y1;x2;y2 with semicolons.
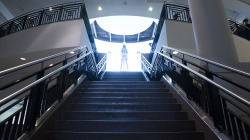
44;72;204;140
54;120;196;132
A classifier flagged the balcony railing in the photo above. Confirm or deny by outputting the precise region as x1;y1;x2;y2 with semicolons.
0;2;83;38
142;45;250;140
0;46;106;140
150;2;250;62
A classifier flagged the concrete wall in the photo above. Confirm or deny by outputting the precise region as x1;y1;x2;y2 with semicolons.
0;19;84;59
233;35;250;62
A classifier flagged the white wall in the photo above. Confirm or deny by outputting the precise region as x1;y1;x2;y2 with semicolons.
0;19;84;59
165;20;197;54
233;35;250;62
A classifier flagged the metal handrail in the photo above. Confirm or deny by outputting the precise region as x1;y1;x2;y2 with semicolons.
0;1;83;27
96;54;107;75
141;55;152;74
0;46;86;77
0;52;91;106
157;51;250;108
162;45;250;78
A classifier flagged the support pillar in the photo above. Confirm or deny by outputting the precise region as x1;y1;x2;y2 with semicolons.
188;0;238;65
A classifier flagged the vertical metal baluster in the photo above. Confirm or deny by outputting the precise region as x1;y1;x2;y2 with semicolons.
58;6;63;21
220;97;231;135
7;21;14;34
228;112;239;139
10;112;20;140
235;118;245;140
17;98;28;137
4;118;13;140
0;123;5;140
243;124;250;140
38;10;44;25
21;16;27;30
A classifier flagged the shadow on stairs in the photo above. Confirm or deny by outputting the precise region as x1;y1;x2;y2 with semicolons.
34;72;206;140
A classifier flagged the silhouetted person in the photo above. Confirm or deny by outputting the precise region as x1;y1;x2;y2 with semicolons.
120;45;128;71
243;19;250;28
242;19;250;40
173;13;179;20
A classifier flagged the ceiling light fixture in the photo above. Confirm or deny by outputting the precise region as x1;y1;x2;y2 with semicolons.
49;64;54;67
149;6;153;11
98;6;102;11
70;51;75;54
20;57;26;61
49;7;53;11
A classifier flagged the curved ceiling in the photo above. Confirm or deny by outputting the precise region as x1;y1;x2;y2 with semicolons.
91;20;156;43
92;16;158;35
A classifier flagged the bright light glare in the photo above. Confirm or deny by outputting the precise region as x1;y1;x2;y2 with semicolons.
91;16;158;35
173;51;178;54
70;51;75;54
95;39;152;72
20;57;26;61
149;7;153;11
98;6;102;11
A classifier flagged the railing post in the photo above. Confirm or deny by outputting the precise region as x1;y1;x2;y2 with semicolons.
22;16;28;29
24;70;46;131
57;58;68;100
7;21;14;34
58;6;63;21
38;10;44;25
205;71;225;131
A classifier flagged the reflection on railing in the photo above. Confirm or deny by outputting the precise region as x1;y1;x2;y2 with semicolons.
142;45;250;140
0;2;83;38
0;46;105;139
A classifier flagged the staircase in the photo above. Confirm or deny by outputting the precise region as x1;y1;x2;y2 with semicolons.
47;72;205;140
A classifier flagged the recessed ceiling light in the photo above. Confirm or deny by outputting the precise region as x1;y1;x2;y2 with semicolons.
20;57;26;61
173;51;178;54
49;64;53;67
49;7;53;11
98;6;102;11
70;51;75;54
149;6;153;12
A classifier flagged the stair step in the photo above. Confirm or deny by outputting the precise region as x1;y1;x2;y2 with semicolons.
75;92;172;97
47;132;204;140
54;120;196;132
86;81;163;85
86;84;166;88
102;78;145;81
68;103;182;111
71;97;176;104
102;75;145;78
81;88;169;92
61;111;188;120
